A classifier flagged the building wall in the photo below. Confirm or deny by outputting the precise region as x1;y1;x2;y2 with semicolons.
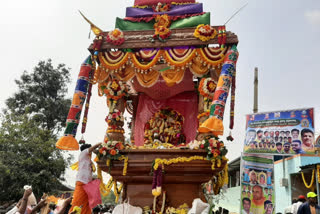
274;155;320;213
216;186;241;214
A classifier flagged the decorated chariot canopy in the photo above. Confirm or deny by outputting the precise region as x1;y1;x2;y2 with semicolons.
56;0;239;151
55;0;239;209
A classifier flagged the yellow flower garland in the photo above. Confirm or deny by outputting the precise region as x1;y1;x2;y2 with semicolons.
93;48;227;88
97;167;114;196
301;170;315;189
113;179;124;203
197;48;225;67
223;163;229;185
165;203;189;214
99;52;130;71
163;49;196;69
153;156;206;170
118;155;129;176
131;50;163;71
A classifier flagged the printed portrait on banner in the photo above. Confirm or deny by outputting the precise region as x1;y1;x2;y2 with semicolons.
243;108;315;154
240;154;274;214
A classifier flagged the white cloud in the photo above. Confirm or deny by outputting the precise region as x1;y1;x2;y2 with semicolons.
305;10;320;27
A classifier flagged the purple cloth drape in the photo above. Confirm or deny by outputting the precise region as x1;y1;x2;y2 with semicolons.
126;3;203;17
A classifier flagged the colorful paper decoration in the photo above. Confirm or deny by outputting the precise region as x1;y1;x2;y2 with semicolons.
56;56;93;150
198;45;239;136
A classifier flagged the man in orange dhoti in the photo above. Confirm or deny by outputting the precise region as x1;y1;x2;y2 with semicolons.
69;142;101;214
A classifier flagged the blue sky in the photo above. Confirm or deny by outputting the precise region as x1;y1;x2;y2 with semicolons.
1;0;320;185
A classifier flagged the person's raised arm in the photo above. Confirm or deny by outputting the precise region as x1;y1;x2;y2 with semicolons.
17;188;32;214
30;199;47;214
56;196;76;214
89;142;102;154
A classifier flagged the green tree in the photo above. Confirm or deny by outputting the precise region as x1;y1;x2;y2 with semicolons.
102;191;116;205
0;113;70;200
5;59;71;134
0;59;72;201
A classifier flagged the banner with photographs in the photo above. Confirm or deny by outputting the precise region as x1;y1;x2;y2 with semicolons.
240;154;274;214
243;108;315;154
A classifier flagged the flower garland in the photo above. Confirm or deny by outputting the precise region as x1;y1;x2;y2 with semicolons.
98;140;126;160
218;26;227;49
99;52;129;71
97;167;114;196
107;128;125;134
203;163;228;198
187;135;228;170
101;79;127;112
152;165;163;197
153;2;170;12
213;173;223;195
199;78;217;100
165;203;189;214
199;135;228;160
138;49;159;60
152;14;172;42
194;24;217;42
163;49;196;70
153;156;206;170
104;79;126;100
113;179;124;203
301;170;315;189
118;155;129;176
105;109;125;124
96;47;226;79
107;28;125;46
131;49;163;72
196;48;225;67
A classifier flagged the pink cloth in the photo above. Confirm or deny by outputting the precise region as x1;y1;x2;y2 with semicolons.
83;179;102;209
134;91;198;146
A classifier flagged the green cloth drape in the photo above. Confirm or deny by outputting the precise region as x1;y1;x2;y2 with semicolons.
115;13;210;31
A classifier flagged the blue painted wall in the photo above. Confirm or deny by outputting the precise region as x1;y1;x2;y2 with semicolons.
274;155;320;213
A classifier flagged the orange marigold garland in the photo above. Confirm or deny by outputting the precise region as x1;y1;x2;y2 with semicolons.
99;52;129;71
